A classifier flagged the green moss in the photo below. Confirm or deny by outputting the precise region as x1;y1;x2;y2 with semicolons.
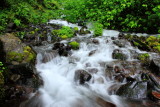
138;53;150;61
7;46;35;63
7;52;23;63
0;73;4;85
153;45;160;52
23;46;36;62
93;22;103;37
30;31;35;35
60;35;68;39
58;26;74;38
133;42;139;46
69;41;80;50
73;27;79;31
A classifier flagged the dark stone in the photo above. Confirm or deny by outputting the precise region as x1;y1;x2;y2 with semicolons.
126;76;136;82
87;68;98;74
112;49;127;60
111;37;116;40
92;39;99;44
113;40;126;47
118;33;125;39
74;69;92;84
116;81;148;99
88;50;97;56
131;39;150;51
114;74;125;82
149;58;160;76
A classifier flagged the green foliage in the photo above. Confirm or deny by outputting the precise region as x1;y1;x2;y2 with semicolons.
56;26;74;38
92;22;103;37
0;62;5;73
69;41;80;50
0;0;60;33
59;0;160;33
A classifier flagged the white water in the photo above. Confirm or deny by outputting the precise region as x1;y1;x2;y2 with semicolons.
27;20;157;107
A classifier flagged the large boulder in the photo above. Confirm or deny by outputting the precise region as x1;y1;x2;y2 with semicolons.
116;81;148;99
0;33;36;65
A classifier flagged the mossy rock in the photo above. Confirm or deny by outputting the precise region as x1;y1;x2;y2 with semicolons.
69;41;80;50
0;33;36;65
138;53;150;64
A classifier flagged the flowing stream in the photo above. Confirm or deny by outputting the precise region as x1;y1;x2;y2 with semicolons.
22;20;159;107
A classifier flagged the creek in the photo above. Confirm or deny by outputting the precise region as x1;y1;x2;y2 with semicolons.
21;20;160;107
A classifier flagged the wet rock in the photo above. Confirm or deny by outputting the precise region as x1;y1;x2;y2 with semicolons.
113;40;126;47
88;50;97;56
92;39;99;44
111;37;116;40
52;42;64;50
52;43;71;56
126;76;136;82
87;68;98;74
118;33;125;39
96;97;116;107
149;58;160;76
114;74;125;82
114;66;121;73
116;81;148;99
112;49;127;60
74;69;92;84
105;64;114;80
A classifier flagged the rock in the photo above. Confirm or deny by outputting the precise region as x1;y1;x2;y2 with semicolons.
88;50;97;56
87;68;98;74
96;97;116;107
10;74;21;82
116;81;148;99
92;39;99;44
111;37;116;40
149;58;160;76
131;38;150;51
52;43;71;56
118;33;125;39
74;69;92;84
114;66;121;73
114;74;125;82
113;40;126;47
0;33;36;65
112;49;127;60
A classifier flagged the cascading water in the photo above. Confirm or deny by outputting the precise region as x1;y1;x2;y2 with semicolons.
21;20;160;107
